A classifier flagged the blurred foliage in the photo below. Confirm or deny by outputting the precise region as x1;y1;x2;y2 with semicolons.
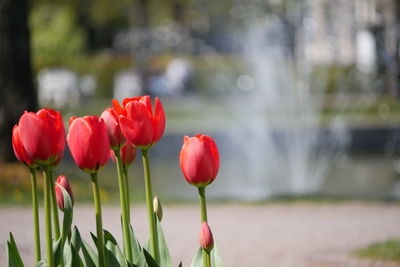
30;5;85;65
355;239;400;262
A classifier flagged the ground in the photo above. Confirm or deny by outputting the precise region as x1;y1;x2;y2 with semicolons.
1;202;400;266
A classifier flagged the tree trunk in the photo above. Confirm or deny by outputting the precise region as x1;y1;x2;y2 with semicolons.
0;0;36;162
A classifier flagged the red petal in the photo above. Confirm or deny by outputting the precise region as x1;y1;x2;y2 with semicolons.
153;97;166;144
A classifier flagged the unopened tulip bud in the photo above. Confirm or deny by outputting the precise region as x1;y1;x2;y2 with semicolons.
199;222;214;253
55;175;74;211
153;195;163;222
180;135;220;188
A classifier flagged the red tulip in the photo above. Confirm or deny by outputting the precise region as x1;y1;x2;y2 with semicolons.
67;116;110;173
100;107;126;149
55;175;74;210
113;95;166;149
199;222;214;252
17;108;65;166
110;143;137;167
12;124;36;167
180;134;220;187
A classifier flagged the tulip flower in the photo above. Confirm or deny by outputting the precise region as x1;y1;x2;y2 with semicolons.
67;116;110;173
17;108;65;166
12;124;36;167
100;107;126;149
199;222;214;253
113;95;165;149
67;115;108;267
180;134;220;188
12;124;41;261
113;95;165;262
110;143;137;167
55;175;74;211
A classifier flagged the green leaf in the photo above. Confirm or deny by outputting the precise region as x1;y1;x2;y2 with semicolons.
57;183;74;245
189;248;202;267
104;229;118;245
135;252;149;267
70;243;84;267
105;240;126;267
190;244;224;267
143;249;159;267
129;224;142;262
34;260;47;267
63;242;84;267
155;218;173;267
7;233;24;267
105;240;125;267
90;232;98;247
53;237;63;267
211;243;223;267
81;239;98;267
127;261;139;267
178;262;182;267
71;226;82;252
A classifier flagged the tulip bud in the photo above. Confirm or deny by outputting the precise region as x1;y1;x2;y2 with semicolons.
153;195;163;222
67;116;110;173
110;143;137;167
55;175;74;211
180;134;220;187
100;108;125;149
199;222;214;253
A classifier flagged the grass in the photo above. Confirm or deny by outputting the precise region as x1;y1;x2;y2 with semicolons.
355;240;400;262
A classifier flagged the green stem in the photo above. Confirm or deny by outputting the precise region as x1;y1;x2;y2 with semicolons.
203;251;211;267
48;170;60;239
198;187;208;223
30;168;41;262
91;172;106;267
198;187;210;267
43;169;53;267
114;150;133;262
123;166;131;221
141;149;159;263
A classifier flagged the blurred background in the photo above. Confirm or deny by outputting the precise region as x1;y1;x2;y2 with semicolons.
1;0;400;204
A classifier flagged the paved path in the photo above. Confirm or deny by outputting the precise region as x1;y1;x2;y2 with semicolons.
1;202;400;266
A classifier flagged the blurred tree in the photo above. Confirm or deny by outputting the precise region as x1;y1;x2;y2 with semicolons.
0;0;36;162
31;5;85;66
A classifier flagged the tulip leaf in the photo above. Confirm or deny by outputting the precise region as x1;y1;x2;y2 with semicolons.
129;224;142;262
135;252;149;267
57;183;73;246
211;243;224;267
189;248;202;267
34;260;47;267
81;239;98;267
190;243;224;267
53;237;63;267
7;233;24;267
106;240;126;267
143;249;159;267
63;241;84;267
128;261;138;267
155;217;173;267
71;226;82;252
104;229;118;245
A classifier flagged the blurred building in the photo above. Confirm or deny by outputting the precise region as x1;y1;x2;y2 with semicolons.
299;0;399;93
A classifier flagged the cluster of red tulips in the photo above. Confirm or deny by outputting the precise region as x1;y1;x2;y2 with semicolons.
8;95;222;267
